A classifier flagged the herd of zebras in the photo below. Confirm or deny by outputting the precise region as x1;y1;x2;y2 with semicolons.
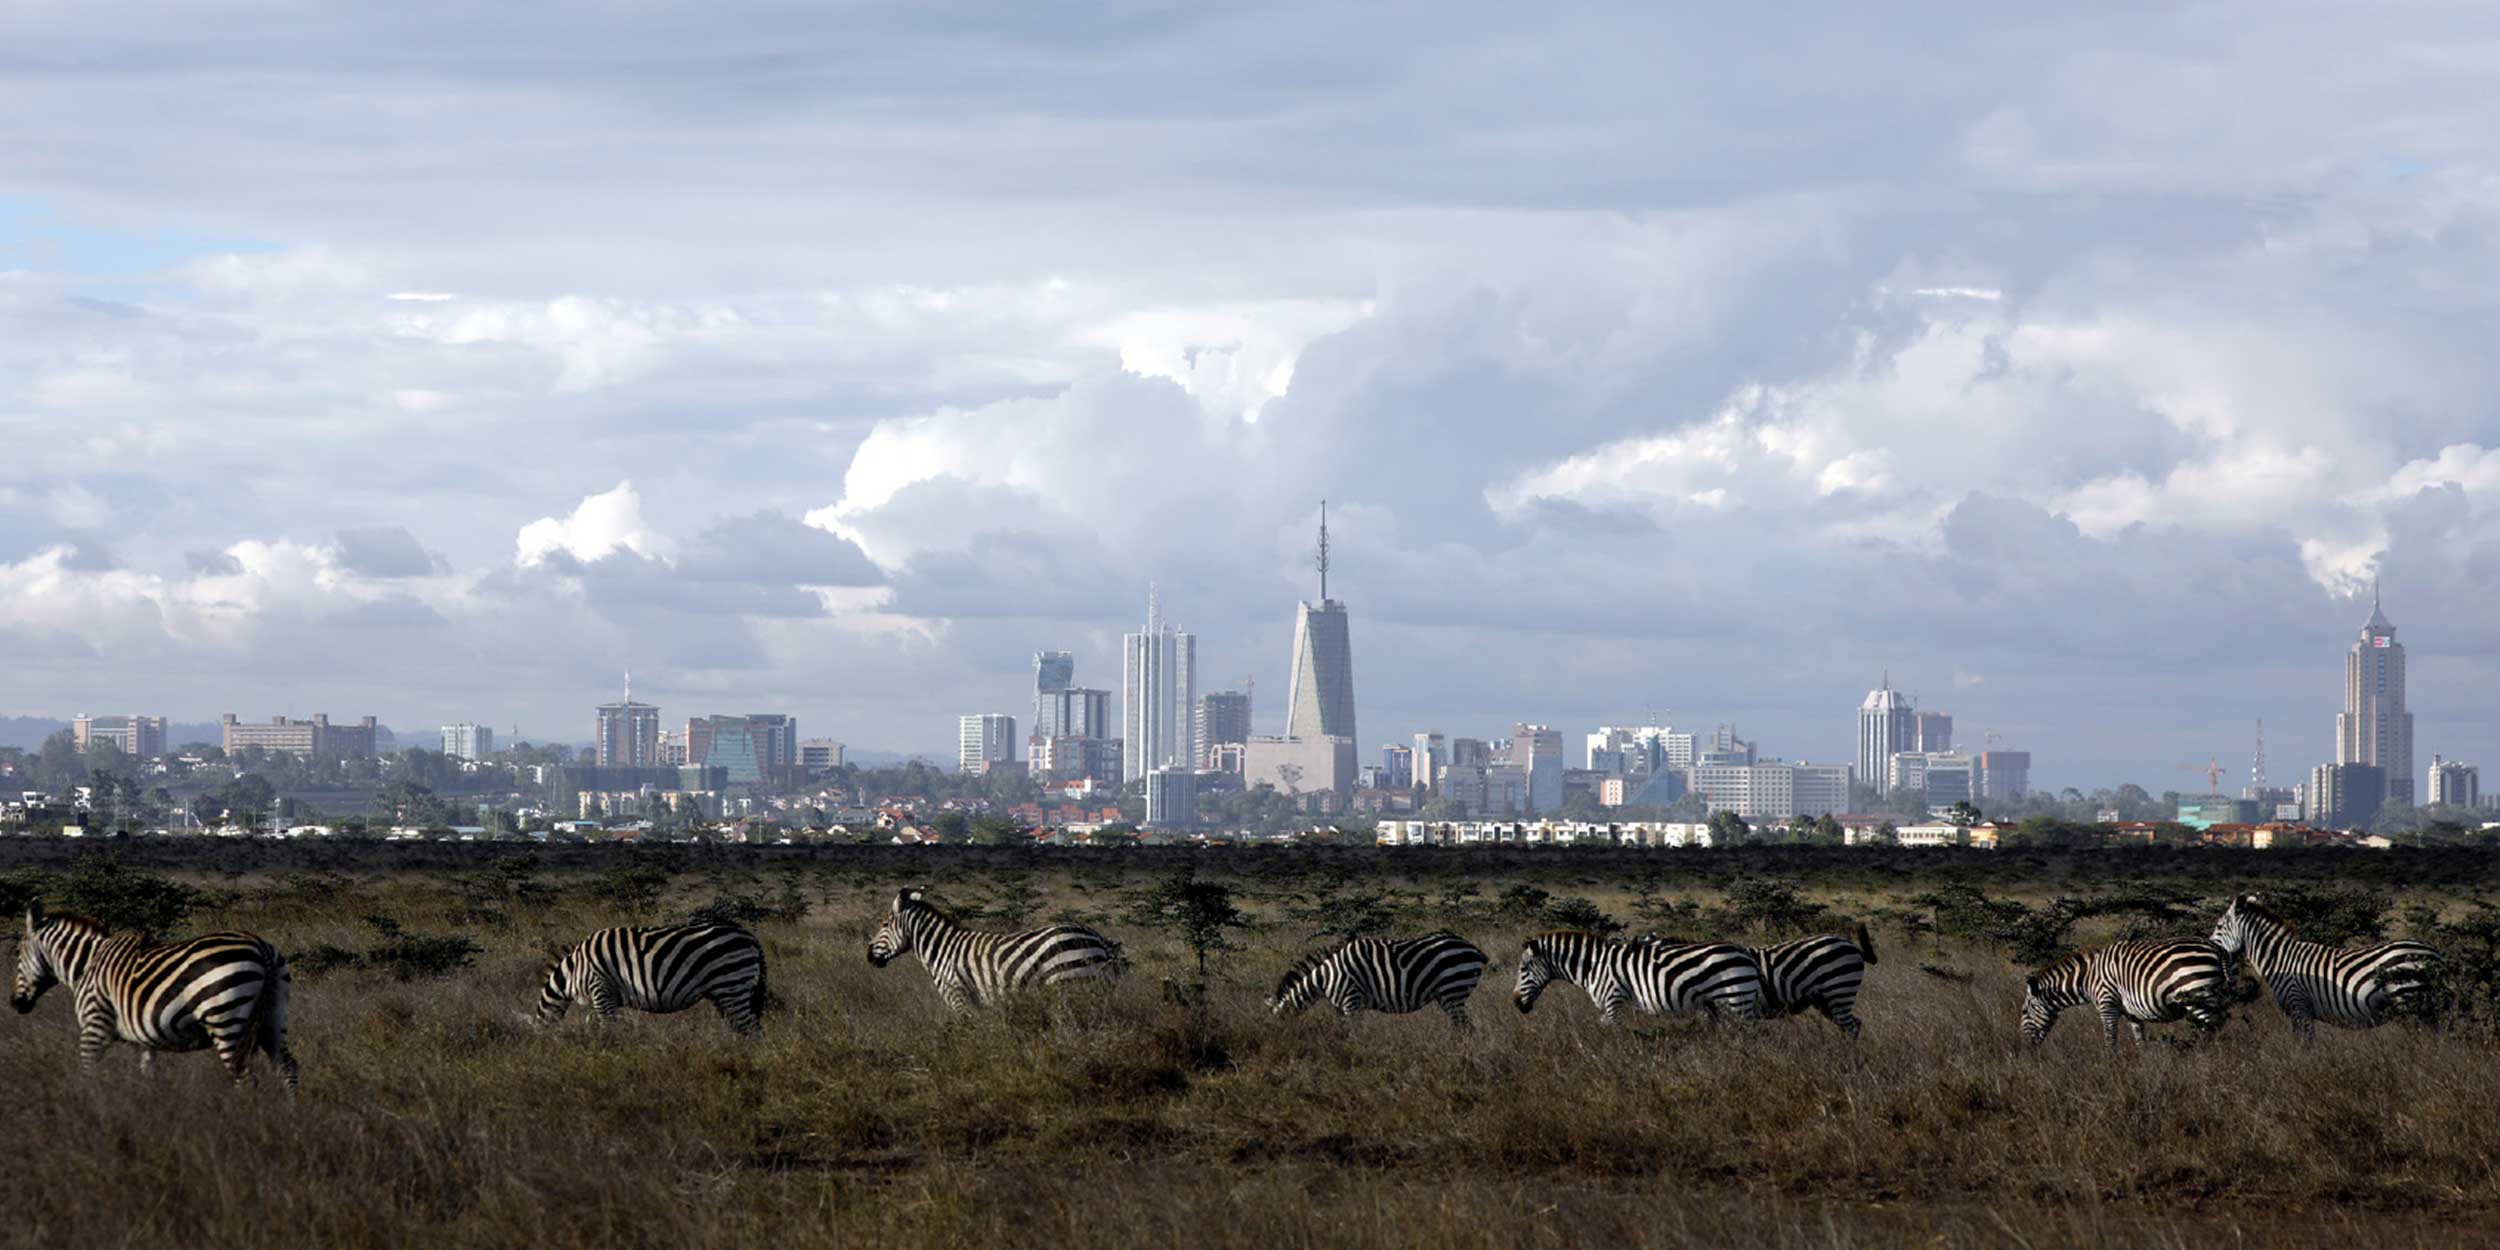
7;888;2449;1088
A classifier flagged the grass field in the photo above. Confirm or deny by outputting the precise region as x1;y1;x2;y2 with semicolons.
6;842;2500;1249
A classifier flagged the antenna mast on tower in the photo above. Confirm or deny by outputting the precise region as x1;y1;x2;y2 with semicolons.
1315;501;1331;602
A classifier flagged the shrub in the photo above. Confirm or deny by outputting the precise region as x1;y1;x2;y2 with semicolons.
1496;883;1552;921
1711;879;1830;937
359;915;482;981
589;859;672;914
2252;885;2391;947
1543;896;1624;934
50;852;197;935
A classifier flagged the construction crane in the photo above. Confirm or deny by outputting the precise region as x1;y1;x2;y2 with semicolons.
2177;759;2226;795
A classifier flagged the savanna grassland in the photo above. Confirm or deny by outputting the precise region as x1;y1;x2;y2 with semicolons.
8;840;2500;1250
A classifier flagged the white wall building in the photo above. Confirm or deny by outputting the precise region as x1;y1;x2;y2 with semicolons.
958;713;1017;774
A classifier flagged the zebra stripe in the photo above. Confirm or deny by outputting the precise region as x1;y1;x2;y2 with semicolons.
1270;931;1487;1028
2210;893;2440;1040
538;923;768;1035
13;903;298;1088
1754;923;1877;1038
1512;930;1764;1025
2022;937;2232;1047
867;888;1121;1011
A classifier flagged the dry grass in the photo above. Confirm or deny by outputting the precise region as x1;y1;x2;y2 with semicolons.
6;848;2500;1250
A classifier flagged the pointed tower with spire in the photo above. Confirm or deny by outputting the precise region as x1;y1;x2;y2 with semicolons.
595;670;660;767
1284;502;1357;745
2337;576;2414;806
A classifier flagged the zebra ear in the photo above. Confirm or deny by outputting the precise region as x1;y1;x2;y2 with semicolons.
2023;975;2038;994
23;898;40;934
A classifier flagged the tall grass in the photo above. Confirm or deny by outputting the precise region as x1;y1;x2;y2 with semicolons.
3;848;2496;1249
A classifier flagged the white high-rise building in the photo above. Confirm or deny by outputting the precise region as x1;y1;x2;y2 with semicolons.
1121;588;1198;784
958;713;1017;774
440;723;495;761
2429;755;2480;809
2338;583;2415;808
1857;675;1916;795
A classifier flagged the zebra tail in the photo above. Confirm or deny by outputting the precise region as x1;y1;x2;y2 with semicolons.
1853;920;1878;966
258;948;293;1062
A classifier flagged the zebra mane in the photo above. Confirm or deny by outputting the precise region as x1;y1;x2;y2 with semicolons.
31;911;109;937
1275;943;1348;999
2028;947;2092;986
2231;894;2292;931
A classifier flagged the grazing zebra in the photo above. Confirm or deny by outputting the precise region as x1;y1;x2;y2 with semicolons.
2020;937;2233;1047
1754;922;1878;1038
1270;931;1487;1028
12;902;298;1087
2209;893;2441;1040
1512;931;1764;1024
867;888;1122;1011
537;923;768;1035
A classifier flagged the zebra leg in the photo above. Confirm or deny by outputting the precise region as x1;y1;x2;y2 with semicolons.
712;988;762;1036
2127;1020;2147;1046
936;976;974;1013
2096;999;2125;1047
2277;988;2316;1042
1441;997;1473;1032
212;1021;259;1084
1820;1002;1861;1039
136;1050;156;1076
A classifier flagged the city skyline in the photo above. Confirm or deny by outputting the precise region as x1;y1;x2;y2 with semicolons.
13;12;2500;788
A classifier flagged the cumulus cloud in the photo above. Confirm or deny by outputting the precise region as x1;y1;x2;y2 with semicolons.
516;481;661;567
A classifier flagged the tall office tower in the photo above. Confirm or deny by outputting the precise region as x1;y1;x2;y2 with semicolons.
1857;675;1916;795
73;714;167;758
1034;651;1075;738
1412;731;1446;792
2428;755;2482;809
1121;588;1197;784
595;673;661;767
744;713;798;770
440;723;495;761
1914;711;1953;753
1509;724;1564;814
1977;749;2032;804
2337;582;2416;807
1380;743;1414;790
1284;505;1357;743
2310;762;2386;830
1195;691;1252;765
958;713;1017;774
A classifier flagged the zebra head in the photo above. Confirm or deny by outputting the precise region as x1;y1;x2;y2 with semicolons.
2208;894;2266;960
1512;939;1557;1014
535;946;584;1024
13;901;54;1014
2018;975;2058;1045
1270;951;1332;1017
869;889;925;967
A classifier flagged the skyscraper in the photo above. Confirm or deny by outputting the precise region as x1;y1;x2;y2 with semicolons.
1913;711;1953;753
1284;504;1356;743
1122;588;1197;784
440;723;495;761
959;713;1016;774
2337;582;2415;807
1857;675;1915;795
1195;691;1251;765
1034;651;1075;738
1508;724;1564;814
595;674;661;767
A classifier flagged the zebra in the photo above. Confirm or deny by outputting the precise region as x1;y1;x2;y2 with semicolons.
1269;931;1487;1029
537;923;768;1035
1753;922;1878;1037
12;902;299;1087
1512;930;1764;1025
867;888;1122;1011
2209;893;2442;1040
2020;937;2233;1047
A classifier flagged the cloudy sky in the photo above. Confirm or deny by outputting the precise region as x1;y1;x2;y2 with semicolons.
7;4;2500;786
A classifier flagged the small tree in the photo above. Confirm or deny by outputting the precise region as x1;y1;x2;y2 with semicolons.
1706;810;1750;846
1123;864;1249;981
